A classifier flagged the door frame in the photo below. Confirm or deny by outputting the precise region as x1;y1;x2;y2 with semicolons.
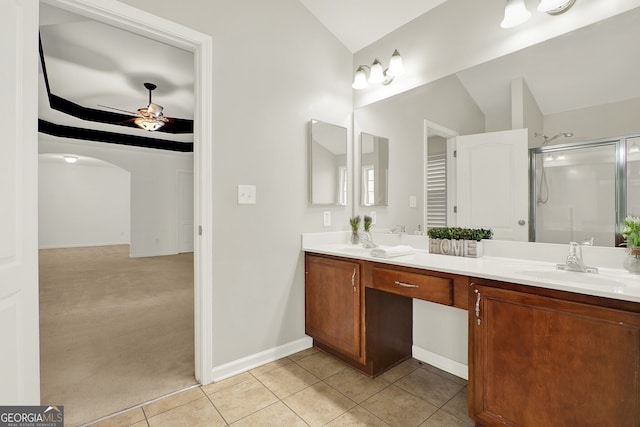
40;0;214;384
423;120;459;230
176;169;195;253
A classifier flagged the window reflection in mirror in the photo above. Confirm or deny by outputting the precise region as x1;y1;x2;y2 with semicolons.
628;136;640;218
360;133;388;206
309;119;348;206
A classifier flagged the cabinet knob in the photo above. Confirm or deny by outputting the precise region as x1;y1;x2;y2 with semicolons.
518;219;526;226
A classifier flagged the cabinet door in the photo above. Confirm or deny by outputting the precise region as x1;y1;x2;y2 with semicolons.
305;255;361;360
470;283;640;427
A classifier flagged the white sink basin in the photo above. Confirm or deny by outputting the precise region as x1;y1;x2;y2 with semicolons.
335;245;371;255
516;268;640;289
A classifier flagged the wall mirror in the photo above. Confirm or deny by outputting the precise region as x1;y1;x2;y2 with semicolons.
309;119;348;205
353;8;640;246
360;132;389;206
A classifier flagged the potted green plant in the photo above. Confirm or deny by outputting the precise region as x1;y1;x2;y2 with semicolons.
427;227;493;258
360;215;377;248
349;216;361;244
621;216;640;274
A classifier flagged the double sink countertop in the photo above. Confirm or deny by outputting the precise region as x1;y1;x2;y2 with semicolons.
302;232;640;304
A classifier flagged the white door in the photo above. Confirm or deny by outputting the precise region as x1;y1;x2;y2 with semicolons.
456;128;529;241
0;0;41;404
177;170;194;253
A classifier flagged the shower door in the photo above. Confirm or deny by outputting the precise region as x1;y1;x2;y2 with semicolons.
530;140;623;247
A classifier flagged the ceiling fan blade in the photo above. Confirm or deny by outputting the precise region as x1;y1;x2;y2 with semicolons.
98;104;139;116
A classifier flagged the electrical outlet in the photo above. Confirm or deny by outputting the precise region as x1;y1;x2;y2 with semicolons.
323;211;331;227
238;185;256;204
409;195;417;208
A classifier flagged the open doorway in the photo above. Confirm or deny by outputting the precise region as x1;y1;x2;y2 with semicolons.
37;1;212;424
37;153;196;425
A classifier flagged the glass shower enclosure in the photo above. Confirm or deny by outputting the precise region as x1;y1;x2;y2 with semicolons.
529;135;640;247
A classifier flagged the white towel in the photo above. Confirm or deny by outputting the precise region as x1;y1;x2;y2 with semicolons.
370;245;414;258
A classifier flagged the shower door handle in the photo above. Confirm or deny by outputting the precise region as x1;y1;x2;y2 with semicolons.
518;220;526;226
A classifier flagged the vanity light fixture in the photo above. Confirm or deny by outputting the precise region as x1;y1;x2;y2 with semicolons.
63;155;78;164
501;0;531;29
501;0;576;29
352;49;405;89
538;0;576;13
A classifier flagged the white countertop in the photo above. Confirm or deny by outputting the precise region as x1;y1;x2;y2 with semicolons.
302;233;640;304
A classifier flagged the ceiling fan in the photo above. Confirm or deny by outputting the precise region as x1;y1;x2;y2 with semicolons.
100;82;172;132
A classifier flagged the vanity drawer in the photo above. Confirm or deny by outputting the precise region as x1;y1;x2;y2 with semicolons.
370;267;453;305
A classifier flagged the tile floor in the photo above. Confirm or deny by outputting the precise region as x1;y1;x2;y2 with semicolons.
89;347;473;427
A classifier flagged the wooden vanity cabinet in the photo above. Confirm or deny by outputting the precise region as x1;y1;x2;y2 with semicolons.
469;279;640;427
305;253;468;376
305;254;364;362
304;253;414;375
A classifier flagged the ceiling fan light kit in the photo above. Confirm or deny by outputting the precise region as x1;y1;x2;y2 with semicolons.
131;82;169;131
134;117;165;131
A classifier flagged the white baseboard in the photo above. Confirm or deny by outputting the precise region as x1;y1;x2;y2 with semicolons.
129;250;178;258
38;241;130;250
211;336;313;382
412;346;468;380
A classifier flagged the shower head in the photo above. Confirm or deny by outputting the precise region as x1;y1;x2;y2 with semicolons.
536;132;574;146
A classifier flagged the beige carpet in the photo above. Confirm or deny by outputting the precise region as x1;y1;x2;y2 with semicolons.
39;245;196;427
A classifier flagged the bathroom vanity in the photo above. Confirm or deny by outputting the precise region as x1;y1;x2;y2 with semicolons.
303;238;640;427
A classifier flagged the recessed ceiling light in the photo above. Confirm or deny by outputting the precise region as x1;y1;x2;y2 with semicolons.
63;155;78;164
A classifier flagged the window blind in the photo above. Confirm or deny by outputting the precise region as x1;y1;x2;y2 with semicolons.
426;153;447;229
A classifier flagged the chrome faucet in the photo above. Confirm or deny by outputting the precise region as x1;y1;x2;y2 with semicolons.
390;225;406;235
581;237;594;246
556;241;598;274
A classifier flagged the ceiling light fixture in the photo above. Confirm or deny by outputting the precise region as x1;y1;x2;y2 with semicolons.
538;0;576;14
63;155;78;164
501;0;576;29
134;117;166;132
352;49;405;90
501;0;531;28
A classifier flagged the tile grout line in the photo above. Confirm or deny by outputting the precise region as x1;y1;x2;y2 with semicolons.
202;391;231;426
80;383;200;426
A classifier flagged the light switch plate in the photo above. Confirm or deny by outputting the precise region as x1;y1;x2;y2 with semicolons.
371;211;376;224
323;211;331;227
238;185;256;204
409;195;417;208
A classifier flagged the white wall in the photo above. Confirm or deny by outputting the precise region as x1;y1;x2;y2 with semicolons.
39;136;193;258
39;155;130;248
544;96;640;142
117;0;354;369
511;77;543;147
